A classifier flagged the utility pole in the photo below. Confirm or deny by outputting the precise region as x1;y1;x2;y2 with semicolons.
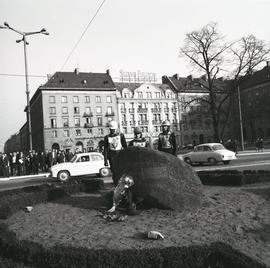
237;85;245;151
1;22;49;151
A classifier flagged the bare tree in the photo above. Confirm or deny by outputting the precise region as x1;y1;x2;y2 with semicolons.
180;22;231;142
180;23;270;142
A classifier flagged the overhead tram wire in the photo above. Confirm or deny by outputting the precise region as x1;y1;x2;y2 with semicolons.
60;0;107;71
0;73;47;78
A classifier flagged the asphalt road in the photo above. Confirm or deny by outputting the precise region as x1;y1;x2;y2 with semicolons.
0;152;269;191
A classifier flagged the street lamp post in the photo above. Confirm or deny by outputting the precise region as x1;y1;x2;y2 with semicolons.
1;22;49;151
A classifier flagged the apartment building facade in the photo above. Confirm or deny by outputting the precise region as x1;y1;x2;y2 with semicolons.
29;69;117;153
115;82;180;147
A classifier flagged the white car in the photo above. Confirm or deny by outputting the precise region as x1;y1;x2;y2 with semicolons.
50;152;110;182
182;143;237;165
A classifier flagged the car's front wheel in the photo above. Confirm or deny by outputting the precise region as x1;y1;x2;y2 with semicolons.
99;167;110;177
223;160;230;165
184;157;192;165
57;170;70;182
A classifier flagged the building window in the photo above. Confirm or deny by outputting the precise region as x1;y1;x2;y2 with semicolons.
145;126;148;132
96;106;102;114
86;117;92;124
63;130;69;137
137;92;143;98
95;96;101;103
49;96;55;103
49;107;56;114
155;92;161;98
75;129;81;136
97;117;102;126
87;128;92;135
146;92;152;98
98;128;104;135
74;107;80;114
51;118;57;128
74;117;80;127
106;96;112;103
130;114;134;121
85;96;90;103
123;127;127;134
85;107;91;114
73;96;79;103
107;106;113;114
61;96;67;103
63;118;69;127
154;126;159;132
165;113;169;120
62;107;68;114
52;130;57;137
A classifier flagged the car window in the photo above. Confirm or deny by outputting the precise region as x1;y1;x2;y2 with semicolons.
196;146;204;152
203;146;211;151
70;155;77;163
212;144;225;151
91;154;103;161
77;155;90;162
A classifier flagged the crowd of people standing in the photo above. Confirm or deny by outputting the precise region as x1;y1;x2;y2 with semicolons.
0;149;74;178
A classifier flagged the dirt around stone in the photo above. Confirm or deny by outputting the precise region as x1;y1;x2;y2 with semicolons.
3;184;270;267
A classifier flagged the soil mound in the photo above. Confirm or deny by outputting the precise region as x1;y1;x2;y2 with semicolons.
115;147;203;211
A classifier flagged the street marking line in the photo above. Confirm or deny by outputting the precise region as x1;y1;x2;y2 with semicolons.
196;161;270;172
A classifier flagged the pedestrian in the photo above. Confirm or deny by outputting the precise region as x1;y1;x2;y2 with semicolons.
225;139;232;151
255;138;260;152
39;152;46;172
259;138;264;152
1;153;10;178
10;152;17;176
128;126;149;147
104;121;127;186
232;139;238;154
158;120;177;156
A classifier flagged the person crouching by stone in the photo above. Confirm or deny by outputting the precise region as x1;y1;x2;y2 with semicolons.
129;126;149;147
104;121;127;186
158;120;177;156
107;174;137;215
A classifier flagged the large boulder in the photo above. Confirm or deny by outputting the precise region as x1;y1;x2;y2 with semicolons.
115;147;203;211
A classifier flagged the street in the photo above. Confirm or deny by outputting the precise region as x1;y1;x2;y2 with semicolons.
0;151;270;191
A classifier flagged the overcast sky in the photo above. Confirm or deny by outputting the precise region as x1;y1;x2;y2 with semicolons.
0;0;270;151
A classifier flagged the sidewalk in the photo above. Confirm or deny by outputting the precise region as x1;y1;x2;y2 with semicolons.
0;173;50;182
236;149;270;156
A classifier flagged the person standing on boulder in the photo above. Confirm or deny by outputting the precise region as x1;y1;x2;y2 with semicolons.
158;120;177;156
129;126;149;147
104;121;127;185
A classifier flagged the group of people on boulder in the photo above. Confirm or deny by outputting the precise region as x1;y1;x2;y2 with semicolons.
103;120;177;216
0;149;74;178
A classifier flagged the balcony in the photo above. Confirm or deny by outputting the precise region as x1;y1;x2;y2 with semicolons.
84;123;94;128
138;120;149;125
130;120;136;126
120;108;126;113
121;121;128;126
129;108;135;113
83;112;93;117
105;111;115;117
151;108;161;113
137;108;148;113
152;120;162;125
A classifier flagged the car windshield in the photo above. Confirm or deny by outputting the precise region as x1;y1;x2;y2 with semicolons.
212;144;225;151
70;155;77;163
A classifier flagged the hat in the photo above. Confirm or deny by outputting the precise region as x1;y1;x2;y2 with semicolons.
162;120;170;126
134;126;142;134
109;121;118;130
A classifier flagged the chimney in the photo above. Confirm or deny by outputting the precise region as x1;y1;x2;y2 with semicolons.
267;61;270;67
106;69;110;75
74;68;79;75
173;73;179;79
187;75;193;81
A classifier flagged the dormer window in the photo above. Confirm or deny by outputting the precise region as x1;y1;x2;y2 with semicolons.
82;80;87;84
